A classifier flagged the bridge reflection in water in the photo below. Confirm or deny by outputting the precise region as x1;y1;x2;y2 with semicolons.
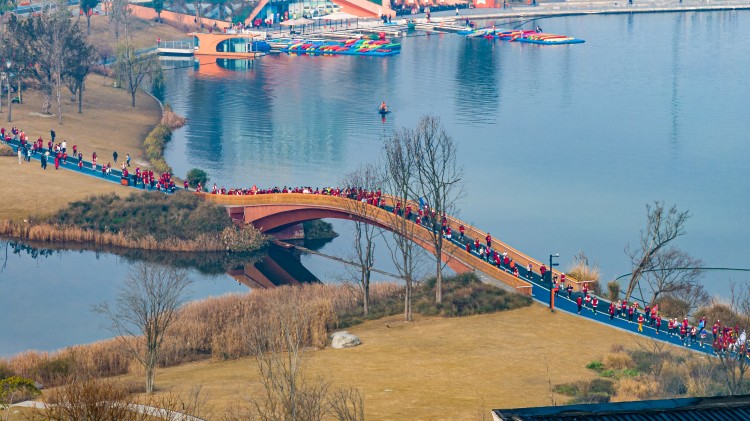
228;241;320;288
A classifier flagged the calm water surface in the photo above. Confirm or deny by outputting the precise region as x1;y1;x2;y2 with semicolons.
164;11;750;291
2;11;749;355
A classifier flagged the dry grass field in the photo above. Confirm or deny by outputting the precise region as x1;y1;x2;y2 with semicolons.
131;304;642;420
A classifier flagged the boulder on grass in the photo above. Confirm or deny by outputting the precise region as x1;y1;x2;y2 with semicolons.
331;331;361;349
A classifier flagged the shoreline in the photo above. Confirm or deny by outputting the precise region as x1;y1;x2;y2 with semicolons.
436;1;750;21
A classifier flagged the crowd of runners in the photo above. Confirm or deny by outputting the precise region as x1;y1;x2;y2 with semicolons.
4;126;748;360
2;126;178;192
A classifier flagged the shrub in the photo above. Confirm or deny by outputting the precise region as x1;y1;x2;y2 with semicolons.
653;295;692;320
693;303;750;329
613;376;662;401
589;378;615;396
186;168;209;188
414;272;532;317
629;350;666;374
142;123;172;173
0;144;14;156
586;360;604;372
607;281;621;302
553;382;579;396
604;353;634;370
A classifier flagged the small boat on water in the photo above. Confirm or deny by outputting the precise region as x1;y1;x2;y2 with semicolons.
378;108;391;115
512;33;585;45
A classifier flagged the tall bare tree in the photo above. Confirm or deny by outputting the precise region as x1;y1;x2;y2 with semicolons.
341;164;382;317
114;26;158;107
411;115;464;303
625;201;691;302
246;302;330;421
110;0;130;42
95;262;192;393
642;247;703;306
382;127;423;322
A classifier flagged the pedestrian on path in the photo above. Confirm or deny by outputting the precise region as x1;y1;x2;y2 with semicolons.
609;302;615;320
126;153;131;167
50;128;55;142
113;151;118;163
576;296;583;314
655;315;662;334
566;284;573;299
592;297;598;315
638;314;644;332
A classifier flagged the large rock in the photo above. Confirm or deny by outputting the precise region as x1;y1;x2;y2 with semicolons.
331;331;361;349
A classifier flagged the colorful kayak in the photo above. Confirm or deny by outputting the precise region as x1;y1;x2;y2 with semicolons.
514;33;585;45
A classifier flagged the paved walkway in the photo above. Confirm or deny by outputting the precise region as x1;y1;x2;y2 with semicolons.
3;138;181;192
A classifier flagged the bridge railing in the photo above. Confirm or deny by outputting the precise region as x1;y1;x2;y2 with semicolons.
203;193;535;294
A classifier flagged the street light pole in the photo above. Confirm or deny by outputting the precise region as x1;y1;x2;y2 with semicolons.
549;253;559;312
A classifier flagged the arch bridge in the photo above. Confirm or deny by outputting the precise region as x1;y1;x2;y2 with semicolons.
203;193;578;295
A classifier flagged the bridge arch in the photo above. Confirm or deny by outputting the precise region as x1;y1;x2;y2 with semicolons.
205;193;535;294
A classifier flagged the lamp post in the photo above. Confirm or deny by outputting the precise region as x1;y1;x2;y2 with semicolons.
6;60;11;123
549;253;559;312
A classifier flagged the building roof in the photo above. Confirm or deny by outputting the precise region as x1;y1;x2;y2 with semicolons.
493;394;750;421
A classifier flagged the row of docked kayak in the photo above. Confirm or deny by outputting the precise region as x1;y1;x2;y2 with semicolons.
280;38;402;56
464;27;585;45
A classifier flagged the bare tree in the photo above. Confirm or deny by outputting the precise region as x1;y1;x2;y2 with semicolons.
411;115;464;303
667;282;710;319
329;387;365;421
95;262;192;394
642;247;703;306
114;31;158;107
625;201;691;302
246;303;330;421
341;164;383;317
43;376;207;420
110;0;130;42
712;281;750;396
382;127;424;322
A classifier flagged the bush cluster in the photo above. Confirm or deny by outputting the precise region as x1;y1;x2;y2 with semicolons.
143;123;172;174
337;272;533;328
54;191;233;242
0;144;15;156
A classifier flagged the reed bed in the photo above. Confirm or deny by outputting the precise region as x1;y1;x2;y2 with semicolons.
2;277;523;387
0;219;235;252
160;103;186;130
2;283;370;385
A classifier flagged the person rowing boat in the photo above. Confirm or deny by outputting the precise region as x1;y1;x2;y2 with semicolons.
379;101;389;113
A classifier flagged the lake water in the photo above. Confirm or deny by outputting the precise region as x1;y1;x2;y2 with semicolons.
2;10;749;355
164;11;750;292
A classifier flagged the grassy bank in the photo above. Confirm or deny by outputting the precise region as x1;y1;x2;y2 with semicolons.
0;192;268;252
1;274;527;387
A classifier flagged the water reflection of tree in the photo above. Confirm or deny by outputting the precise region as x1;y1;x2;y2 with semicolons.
455;39;499;121
0;239;263;275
